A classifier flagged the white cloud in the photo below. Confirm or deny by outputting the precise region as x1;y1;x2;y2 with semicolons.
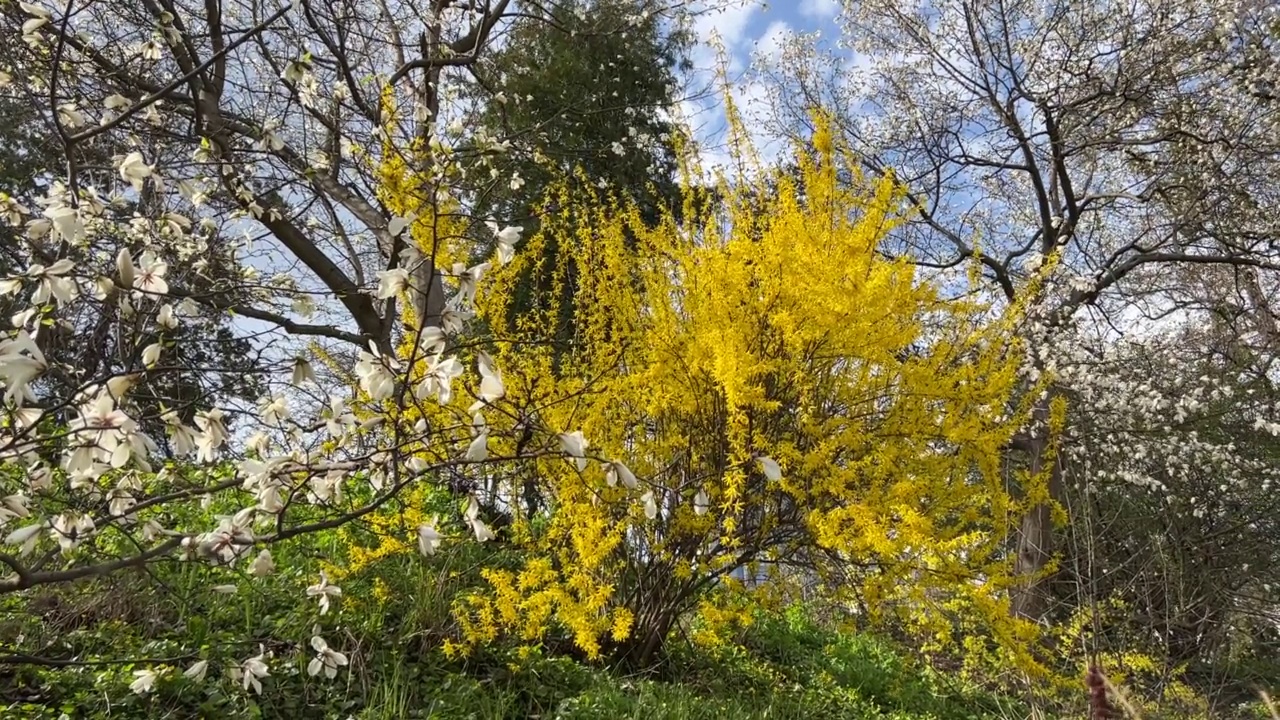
798;0;840;19
730;77;785;163
753;20;792;62
693;0;761;50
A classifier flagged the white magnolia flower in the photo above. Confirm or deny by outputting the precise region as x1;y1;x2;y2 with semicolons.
107;486;136;518
183;659;209;682
604;461;638;490
419;326;447;356
376;267;410;299
139;518;165;542
235;652;270;694
256;482;284;513
257;125;285;152
118;152;154;191
51;512;95;552
162;411;197;456
694;488;710;516
558;431;590;472
292;294;316;318
5;522;44;556
476;353;504;404
21;13;47;34
239;441;278;478
485;221;523;265
156;303;178;329
176;297;201;317
0;194;27;224
116;248;135;288
194;408;228;462
388;213;415;237
133;251;169;294
57;103;85;128
354;343;397;401
138;39;162;60
181;655;208;676
258;393;289;425
465;497;495;542
0;330;48;405
416;355;464;405
249;549;275;577
0;494;30;527
42;203;84;244
308;470;345;506
417;522;442;556
641;490;658;520
141;342;163;368
10;306;37;329
19;3;51;20
282;57;310;83
66;393;141;473
465;431;489;462
323;397;356;438
28;258;78;307
450;262;489;308
757;456;782;482
291;356;316;386
129;668;159;696
24;218;51;241
440;307;473;334
11;407;41;429
306;571;341;615
100;373;141;402
104;93;131;110
307;635;349;679
197;511;255;564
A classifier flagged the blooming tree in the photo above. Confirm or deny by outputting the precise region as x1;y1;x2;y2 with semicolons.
0;0;707;692
754;0;1280;624
1040;310;1280;683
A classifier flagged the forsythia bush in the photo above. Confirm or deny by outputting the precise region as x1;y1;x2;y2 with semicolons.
370;111;1049;669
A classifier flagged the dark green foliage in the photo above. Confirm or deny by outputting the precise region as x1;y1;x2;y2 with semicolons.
466;0;689;357
471;0;687;229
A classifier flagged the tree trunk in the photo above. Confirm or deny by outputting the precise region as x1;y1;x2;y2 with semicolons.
1011;424;1065;622
625;610;675;670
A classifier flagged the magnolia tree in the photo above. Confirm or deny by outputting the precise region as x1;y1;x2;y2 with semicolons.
754;0;1280;623
0;0;704;688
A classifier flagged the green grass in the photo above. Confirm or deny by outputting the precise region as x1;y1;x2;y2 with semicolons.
0;533;1008;720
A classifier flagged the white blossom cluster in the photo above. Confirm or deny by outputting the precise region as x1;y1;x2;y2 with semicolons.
0;0;683;697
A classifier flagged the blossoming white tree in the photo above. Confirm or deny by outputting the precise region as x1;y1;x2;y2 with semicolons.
0;0;701;693
755;0;1280;625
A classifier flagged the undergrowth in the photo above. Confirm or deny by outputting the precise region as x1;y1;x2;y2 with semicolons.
0;517;1271;719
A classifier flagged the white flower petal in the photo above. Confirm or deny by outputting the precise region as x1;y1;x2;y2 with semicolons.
758;456;782;482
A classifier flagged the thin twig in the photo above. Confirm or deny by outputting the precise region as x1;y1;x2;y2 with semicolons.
66;5;292;145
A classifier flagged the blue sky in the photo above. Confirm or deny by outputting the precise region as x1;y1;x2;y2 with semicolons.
691;0;841;53
680;0;845;168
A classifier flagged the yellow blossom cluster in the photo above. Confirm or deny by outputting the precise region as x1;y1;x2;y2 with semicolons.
434;112;1050;666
